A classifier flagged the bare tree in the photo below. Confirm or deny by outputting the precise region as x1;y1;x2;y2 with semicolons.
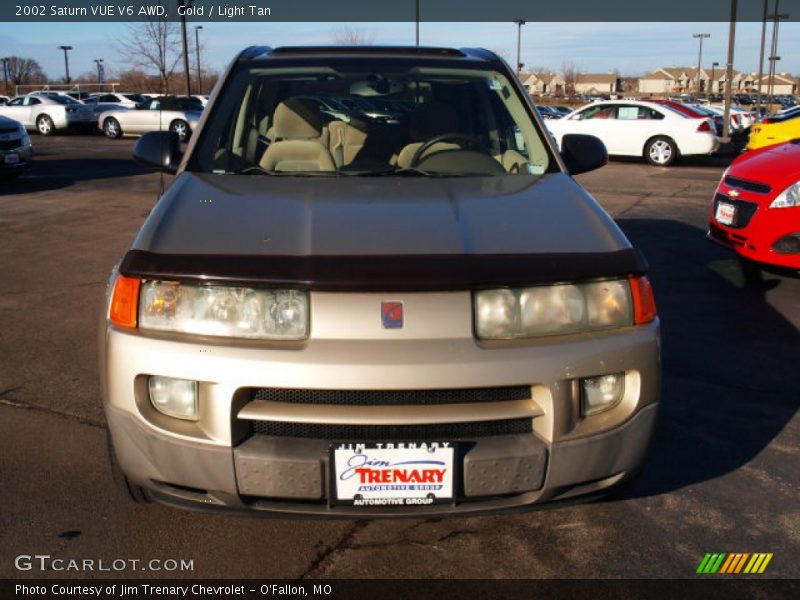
5;56;47;87
331;26;375;45
561;61;582;98
116;20;183;93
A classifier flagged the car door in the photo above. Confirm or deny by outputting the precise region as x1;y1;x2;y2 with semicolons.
135;99;165;132
566;104;618;151
0;97;32;127
23;96;46;127
605;104;663;156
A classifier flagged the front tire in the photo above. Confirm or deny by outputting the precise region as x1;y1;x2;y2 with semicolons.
644;136;677;167
36;114;55;136
169;119;190;142
103;117;122;139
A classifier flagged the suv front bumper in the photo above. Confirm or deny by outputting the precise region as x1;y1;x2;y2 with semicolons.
102;317;660;517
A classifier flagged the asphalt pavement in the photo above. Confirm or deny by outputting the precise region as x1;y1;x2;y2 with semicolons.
0;135;798;579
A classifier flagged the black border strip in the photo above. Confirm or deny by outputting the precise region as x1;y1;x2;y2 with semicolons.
119;249;647;291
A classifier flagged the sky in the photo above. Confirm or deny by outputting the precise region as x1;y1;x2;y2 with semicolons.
1;21;798;82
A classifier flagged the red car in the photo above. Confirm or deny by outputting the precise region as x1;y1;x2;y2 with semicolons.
708;140;800;269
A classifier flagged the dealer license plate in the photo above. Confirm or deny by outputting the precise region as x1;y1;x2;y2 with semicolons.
3;153;19;165
715;200;736;226
331;442;455;507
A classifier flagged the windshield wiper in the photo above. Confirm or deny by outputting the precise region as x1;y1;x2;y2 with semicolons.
227;166;342;176
345;167;474;177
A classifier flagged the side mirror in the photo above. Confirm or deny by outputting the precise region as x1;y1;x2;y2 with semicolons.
560;133;608;175
133;131;182;174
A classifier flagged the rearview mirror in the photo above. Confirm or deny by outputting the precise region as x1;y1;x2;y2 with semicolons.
133;131;182;174
560;133;608;175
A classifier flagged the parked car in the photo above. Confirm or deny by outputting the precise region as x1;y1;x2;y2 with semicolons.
101;45;660;517
708;140;800;270
0;115;33;179
89;92;150;112
549;100;718;166
0;93;95;135
0;95;10;105
747;110;800;151
652;100;725;136
98;96;202;141
190;94;209;107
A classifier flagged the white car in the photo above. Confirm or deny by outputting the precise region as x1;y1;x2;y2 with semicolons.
703;105;751;132
98;96;202;141
190;94;209;107
0;94;95;135
548;100;719;166
89;92;149;112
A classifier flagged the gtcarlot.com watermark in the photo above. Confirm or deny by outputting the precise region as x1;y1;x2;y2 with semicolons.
14;554;194;573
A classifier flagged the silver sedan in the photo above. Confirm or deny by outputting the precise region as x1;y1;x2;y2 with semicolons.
98;96;202;141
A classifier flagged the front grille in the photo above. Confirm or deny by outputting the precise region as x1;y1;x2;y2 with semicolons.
709;223;747;247
251;418;533;440
714;193;758;229
0;139;22;151
724;176;771;194
251;386;531;406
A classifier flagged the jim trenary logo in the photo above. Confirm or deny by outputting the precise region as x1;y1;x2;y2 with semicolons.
696;553;773;574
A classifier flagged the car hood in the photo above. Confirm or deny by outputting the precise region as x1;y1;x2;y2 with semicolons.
135;172;630;256
124;172;643;290
731;140;800;194
0;115;22;128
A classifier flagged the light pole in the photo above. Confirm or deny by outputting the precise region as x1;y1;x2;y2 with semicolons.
692;33;710;96
756;0;769;118
58;45;73;84
178;0;192;96
1;58;9;94
711;61;719;95
415;0;419;46
514;18;525;77
722;0;737;143
766;8;789;112
194;25;203;94
94;59;104;84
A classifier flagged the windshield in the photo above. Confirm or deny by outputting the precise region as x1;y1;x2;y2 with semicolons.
189;61;554;177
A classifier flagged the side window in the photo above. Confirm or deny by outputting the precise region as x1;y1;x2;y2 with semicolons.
648;108;665;120
8;98;24;106
576;105;616;120
148;100;161;110
24;97;41;106
616;106;640;120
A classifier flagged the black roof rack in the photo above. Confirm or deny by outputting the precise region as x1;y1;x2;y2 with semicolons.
268;46;467;57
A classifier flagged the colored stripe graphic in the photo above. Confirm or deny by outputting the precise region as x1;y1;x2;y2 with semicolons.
699;553;773;574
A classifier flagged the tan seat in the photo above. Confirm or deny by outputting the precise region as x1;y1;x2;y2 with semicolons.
260;98;336;172
328;118;368;168
394;103;461;168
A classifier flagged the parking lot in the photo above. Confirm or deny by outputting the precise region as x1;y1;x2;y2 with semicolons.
0;135;798;579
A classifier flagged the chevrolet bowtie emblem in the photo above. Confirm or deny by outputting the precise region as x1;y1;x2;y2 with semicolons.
728;189;740;198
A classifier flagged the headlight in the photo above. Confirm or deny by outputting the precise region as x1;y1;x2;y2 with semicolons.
139;281;308;340
770;181;800;208
474;279;634;339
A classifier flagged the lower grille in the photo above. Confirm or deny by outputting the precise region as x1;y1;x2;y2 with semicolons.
0;139;23;151
714;193;758;229
251;386;531;406
251;418;533;440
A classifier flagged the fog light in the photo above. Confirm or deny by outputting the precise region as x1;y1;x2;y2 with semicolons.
148;376;198;420
772;233;800;255
581;373;625;416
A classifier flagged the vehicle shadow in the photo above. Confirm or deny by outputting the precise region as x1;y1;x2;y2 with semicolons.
1;157;151;194
610;217;799;499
